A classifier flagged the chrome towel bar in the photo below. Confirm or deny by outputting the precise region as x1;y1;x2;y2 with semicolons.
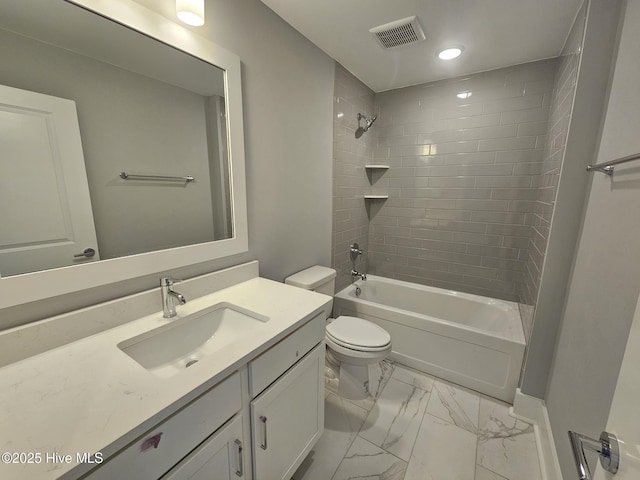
586;152;640;176
568;430;619;479
119;171;195;183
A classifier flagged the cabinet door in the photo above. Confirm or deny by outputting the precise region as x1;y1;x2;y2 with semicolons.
251;343;324;480
162;415;245;480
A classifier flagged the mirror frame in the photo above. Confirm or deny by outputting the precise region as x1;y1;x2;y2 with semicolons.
0;0;248;310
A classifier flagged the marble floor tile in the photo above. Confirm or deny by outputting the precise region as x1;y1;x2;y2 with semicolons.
405;412;477;480
301;363;543;480
391;364;435;392
477;397;542;480
331;436;407;480
292;392;368;480
359;377;430;461
475;465;510;480
425;380;480;435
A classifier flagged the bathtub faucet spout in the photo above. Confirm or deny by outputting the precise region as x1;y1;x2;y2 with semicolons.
351;269;367;281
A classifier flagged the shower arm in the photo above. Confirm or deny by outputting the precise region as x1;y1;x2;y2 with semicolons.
357;113;378;130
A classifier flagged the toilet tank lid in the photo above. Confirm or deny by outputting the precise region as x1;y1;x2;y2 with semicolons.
284;265;336;290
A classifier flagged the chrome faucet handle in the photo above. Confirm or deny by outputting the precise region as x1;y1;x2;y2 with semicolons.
350;242;363;262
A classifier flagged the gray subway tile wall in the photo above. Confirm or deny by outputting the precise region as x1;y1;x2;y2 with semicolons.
518;20;582;339
331;58;574;315
332;64;375;291
366;59;559;302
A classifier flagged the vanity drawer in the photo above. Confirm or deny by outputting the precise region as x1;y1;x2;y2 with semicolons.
249;312;324;397
87;371;242;480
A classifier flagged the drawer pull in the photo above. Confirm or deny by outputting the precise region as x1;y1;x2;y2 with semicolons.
234;439;243;477
259;415;268;450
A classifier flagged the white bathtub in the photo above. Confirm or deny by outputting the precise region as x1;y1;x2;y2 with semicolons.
333;275;526;403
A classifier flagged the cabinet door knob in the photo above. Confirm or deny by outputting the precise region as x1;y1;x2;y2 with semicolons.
259;415;268;450
234;439;243;477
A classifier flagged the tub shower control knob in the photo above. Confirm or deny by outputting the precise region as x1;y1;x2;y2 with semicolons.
350;243;363;261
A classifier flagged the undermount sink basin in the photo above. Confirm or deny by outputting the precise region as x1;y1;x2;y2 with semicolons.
118;303;269;378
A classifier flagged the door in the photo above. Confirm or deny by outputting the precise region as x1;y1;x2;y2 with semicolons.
162;415;245;480
0;84;99;277
592;293;640;479
251;343;324;480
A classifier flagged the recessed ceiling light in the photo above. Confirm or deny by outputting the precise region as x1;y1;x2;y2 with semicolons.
457;91;472;99
176;0;205;26
438;47;463;60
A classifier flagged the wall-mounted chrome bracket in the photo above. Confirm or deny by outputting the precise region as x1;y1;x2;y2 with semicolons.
586;151;640;176
568;430;619;479
586;164;615;176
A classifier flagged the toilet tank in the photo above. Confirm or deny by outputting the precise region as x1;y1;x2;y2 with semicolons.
284;266;336;295
285;266;336;320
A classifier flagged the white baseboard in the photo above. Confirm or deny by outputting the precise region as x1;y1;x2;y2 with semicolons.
511;388;563;480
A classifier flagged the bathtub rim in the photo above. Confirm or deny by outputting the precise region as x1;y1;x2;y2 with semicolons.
334;275;525;346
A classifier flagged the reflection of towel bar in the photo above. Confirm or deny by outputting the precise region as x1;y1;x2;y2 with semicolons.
586;152;640;176
119;171;195;183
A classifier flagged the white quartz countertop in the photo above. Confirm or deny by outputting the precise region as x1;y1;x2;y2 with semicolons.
0;277;331;480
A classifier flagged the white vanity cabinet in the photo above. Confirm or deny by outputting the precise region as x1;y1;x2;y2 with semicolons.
83;312;326;480
161;415;245;480
248;313;325;480
85;372;243;480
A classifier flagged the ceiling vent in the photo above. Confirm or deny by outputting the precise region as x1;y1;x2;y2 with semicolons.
370;16;426;49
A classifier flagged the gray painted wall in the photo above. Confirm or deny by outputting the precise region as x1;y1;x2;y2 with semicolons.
520;0;623;398
193;0;335;282
0;0;335;325
545;0;640;477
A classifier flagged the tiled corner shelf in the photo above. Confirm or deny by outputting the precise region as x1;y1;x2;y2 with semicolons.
364;195;388;200
365;164;390;170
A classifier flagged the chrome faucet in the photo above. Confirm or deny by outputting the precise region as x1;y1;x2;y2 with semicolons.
351;269;367;281
349;243;366;281
160;277;187;318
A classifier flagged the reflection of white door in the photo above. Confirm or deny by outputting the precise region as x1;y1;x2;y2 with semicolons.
592;293;640;479
0;84;99;277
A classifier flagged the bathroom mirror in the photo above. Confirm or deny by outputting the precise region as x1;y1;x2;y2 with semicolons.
0;0;248;309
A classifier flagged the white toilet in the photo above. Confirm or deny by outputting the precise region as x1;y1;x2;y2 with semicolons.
285;265;391;400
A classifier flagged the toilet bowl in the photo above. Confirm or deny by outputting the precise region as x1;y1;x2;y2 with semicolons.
284;266;392;400
325;315;391;399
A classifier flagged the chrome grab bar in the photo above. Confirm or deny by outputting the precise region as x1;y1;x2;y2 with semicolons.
568;430;619;479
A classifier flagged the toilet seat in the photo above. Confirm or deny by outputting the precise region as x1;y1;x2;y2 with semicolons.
326;316;391;352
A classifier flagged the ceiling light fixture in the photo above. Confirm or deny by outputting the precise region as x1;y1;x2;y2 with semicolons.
176;0;205;27
438;46;463;60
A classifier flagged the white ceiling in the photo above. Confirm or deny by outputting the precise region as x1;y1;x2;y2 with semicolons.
259;0;584;92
